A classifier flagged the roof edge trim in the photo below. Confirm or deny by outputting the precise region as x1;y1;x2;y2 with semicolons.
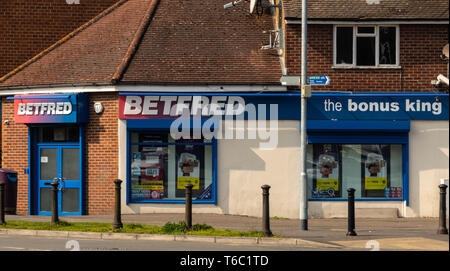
285;19;450;25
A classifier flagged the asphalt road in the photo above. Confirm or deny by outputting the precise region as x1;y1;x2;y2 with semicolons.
0;235;342;251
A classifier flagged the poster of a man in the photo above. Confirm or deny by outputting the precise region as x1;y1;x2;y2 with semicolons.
178;152;199;177
318;154;337;178
363;151;388;191
365;153;386;177
313;145;340;198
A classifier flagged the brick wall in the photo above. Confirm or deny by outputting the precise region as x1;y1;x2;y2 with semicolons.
86;93;119;215
1;97;29;215
0;93;119;215
285;24;449;92
0;0;119;78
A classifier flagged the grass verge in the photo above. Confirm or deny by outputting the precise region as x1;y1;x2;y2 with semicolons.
0;220;268;238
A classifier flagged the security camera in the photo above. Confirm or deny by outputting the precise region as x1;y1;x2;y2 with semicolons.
4;120;9;125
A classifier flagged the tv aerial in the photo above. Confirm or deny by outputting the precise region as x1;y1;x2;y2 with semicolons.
223;0;284;50
224;0;281;16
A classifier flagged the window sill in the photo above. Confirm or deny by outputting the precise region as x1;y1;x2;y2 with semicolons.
309;198;404;201
332;65;402;70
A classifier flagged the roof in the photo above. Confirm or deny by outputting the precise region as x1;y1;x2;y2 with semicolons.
0;0;282;89
283;0;450;21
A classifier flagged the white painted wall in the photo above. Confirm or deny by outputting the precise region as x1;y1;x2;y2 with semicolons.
405;120;449;217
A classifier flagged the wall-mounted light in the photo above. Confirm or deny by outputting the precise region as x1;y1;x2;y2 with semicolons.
94;102;104;114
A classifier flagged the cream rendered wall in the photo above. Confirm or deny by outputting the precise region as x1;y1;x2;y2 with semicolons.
119;119;302;217
406;120;449;217
217;120;301;218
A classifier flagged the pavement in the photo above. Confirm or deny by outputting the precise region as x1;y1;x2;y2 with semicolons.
2;213;449;251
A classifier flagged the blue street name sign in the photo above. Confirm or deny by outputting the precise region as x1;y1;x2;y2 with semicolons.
308;75;330;85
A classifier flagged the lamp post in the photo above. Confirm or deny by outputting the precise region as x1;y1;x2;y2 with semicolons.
299;0;309;231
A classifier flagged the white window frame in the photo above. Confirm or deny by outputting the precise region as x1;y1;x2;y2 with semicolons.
333;25;400;68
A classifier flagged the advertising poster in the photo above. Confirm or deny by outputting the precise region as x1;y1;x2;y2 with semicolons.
130;136;168;200
312;144;341;198
361;145;390;198
364;152;388;190
176;144;201;190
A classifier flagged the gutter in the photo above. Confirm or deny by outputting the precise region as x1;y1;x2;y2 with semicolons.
285;19;449;25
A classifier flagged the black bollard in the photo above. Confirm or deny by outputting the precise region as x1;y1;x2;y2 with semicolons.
437;184;448;234
112;179;123;230
0;182;5;225
261;185;272;237
185;184;193;230
50;182;59;226
346;188;357;236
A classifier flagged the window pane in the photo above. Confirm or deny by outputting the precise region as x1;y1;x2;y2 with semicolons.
40;187;52;212
357;26;375;34
62;188;80;213
356;37;375;66
361;145;389;198
130;144;169;201
175;141;205;198
336;27;353;65
129;133;213;202
62;148;80;180
40;148;58;180
308;144;403;200
38;126;79;143
379;27;396;65
308;144;342;198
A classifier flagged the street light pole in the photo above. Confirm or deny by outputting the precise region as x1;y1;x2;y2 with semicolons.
299;0;309;230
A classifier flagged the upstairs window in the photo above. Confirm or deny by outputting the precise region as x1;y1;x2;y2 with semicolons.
334;25;399;67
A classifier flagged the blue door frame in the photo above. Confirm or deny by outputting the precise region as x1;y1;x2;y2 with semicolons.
29;126;85;216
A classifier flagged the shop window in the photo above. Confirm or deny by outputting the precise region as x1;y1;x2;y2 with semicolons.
334;25;398;67
129;132;214;203
307;144;403;200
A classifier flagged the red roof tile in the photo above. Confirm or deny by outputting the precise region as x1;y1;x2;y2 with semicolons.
0;0;282;89
283;0;449;20
120;0;282;84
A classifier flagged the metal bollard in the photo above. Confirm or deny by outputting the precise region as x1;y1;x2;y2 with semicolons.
50;182;59;226
346;188;357;236
185;184;193;230
437;184;448;234
112;179;123;230
0;182;5;225
261;185;272;237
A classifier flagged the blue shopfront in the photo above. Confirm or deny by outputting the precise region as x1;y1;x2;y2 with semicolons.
118;92;448;209
7;93;89;216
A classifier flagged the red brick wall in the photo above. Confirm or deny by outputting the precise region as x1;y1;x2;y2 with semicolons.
0;0;119;78
86;93;119;215
1;98;29;215
285;24;449;92
1;93;119;215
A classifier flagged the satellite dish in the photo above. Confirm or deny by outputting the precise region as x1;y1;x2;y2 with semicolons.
250;0;257;13
443;44;449;58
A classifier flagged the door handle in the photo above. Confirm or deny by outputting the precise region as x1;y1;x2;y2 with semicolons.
60;178;65;192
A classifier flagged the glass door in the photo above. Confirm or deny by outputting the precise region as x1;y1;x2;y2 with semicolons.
37;145;81;216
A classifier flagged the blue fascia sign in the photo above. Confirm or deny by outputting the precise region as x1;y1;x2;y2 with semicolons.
118;92;449;121
308;93;449;121
308;75;330;85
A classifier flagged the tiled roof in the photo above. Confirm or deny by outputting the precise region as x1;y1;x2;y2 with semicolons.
120;0;282;84
0;0;282;89
283;0;449;20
